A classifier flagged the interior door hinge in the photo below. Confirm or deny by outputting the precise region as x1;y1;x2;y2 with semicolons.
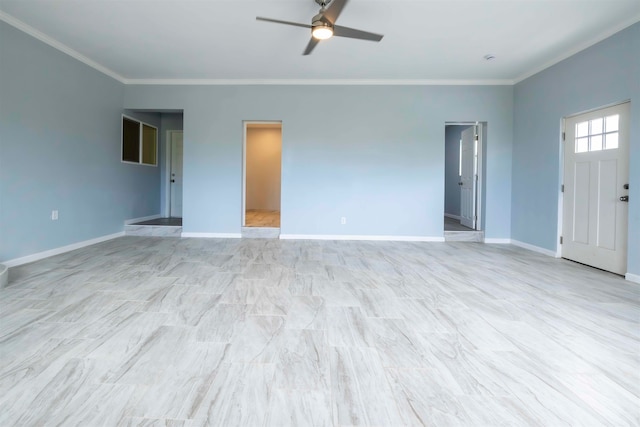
560;236;563;244
562;132;566;141
561;184;564;193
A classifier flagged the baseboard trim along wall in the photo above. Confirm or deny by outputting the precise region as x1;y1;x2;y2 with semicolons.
124;214;162;225
181;232;242;238
625;273;640;284
484;238;512;244
2;232;125;267
510;239;558;257
279;234;445;242
444;213;461;220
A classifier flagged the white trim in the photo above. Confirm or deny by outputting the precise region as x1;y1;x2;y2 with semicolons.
513;16;640;83
0;11;126;83
625;273;640;284
511;239;558;257
124;214;162;225
123;79;514;86
444;213;461;220
2;232;124;267
484;238;511;244
279;234;445;242
181;232;242;238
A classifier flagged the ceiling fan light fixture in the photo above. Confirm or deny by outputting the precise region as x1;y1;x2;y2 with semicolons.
312;22;333;40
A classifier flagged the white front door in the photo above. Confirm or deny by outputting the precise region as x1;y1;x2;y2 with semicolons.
562;102;630;275
170;131;184;218
460;126;477;229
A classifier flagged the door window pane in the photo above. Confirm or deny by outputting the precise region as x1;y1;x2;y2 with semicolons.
605;115;619;132
574;114;619;153
576;137;589;153
576;121;589;137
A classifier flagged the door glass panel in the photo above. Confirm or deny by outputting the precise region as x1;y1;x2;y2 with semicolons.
574;114;619;153
576;121;589;137
605;115;619;132
576;137;589;153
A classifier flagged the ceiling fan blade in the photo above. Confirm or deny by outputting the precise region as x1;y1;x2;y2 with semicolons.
333;25;383;42
256;17;312;29
323;0;348;24
303;38;320;55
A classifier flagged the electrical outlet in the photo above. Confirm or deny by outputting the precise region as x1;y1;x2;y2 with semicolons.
341;216;347;225
51;210;58;221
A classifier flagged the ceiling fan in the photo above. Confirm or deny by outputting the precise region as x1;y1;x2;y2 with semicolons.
256;0;384;55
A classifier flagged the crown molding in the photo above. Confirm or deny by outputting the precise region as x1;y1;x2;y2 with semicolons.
121;78;514;86
513;15;640;84
0;10;126;84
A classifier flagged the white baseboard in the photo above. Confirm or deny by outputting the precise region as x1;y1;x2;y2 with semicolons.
444;213;461;220
625;273;640;284
181;232;242;238
484;238;511;244
124;214;162;225
279;234;445;242
511;239;557;257
2;232;125;267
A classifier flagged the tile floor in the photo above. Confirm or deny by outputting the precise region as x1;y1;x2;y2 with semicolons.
246;210;280;228
1;237;638;426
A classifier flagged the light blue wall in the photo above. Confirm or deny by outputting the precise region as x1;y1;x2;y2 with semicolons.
124;85;513;238
445;125;470;217
0;22;161;262
512;22;639;275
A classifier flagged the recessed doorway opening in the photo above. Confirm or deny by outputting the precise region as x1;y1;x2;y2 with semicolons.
242;121;282;238
443;122;486;242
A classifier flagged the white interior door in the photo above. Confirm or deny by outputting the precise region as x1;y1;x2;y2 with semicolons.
562;102;629;275
170;131;183;218
460;126;477;229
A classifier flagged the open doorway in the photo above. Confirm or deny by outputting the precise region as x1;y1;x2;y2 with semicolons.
444;122;485;241
242;122;282;237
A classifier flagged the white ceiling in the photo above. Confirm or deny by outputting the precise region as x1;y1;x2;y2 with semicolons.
1;0;638;84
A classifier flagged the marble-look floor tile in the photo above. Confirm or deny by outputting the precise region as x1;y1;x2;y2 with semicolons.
225;315;285;362
273;329;329;390
265;389;332;427
142;285;221;326
1;237;638;426
285;296;326;329
193;362;275;426
195;303;248;343
330;346;404;426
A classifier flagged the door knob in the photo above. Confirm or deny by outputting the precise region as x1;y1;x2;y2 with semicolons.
620;196;629;202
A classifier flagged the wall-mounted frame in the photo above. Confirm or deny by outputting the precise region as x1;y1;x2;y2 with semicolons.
121;114;158;166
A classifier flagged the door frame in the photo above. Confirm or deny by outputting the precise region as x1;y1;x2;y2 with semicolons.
242;121;283;227
557;100;631;263
444;121;485;231
165;130;183;218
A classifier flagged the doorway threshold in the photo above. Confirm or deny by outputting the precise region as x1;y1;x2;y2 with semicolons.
242;227;280;239
444;230;484;242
